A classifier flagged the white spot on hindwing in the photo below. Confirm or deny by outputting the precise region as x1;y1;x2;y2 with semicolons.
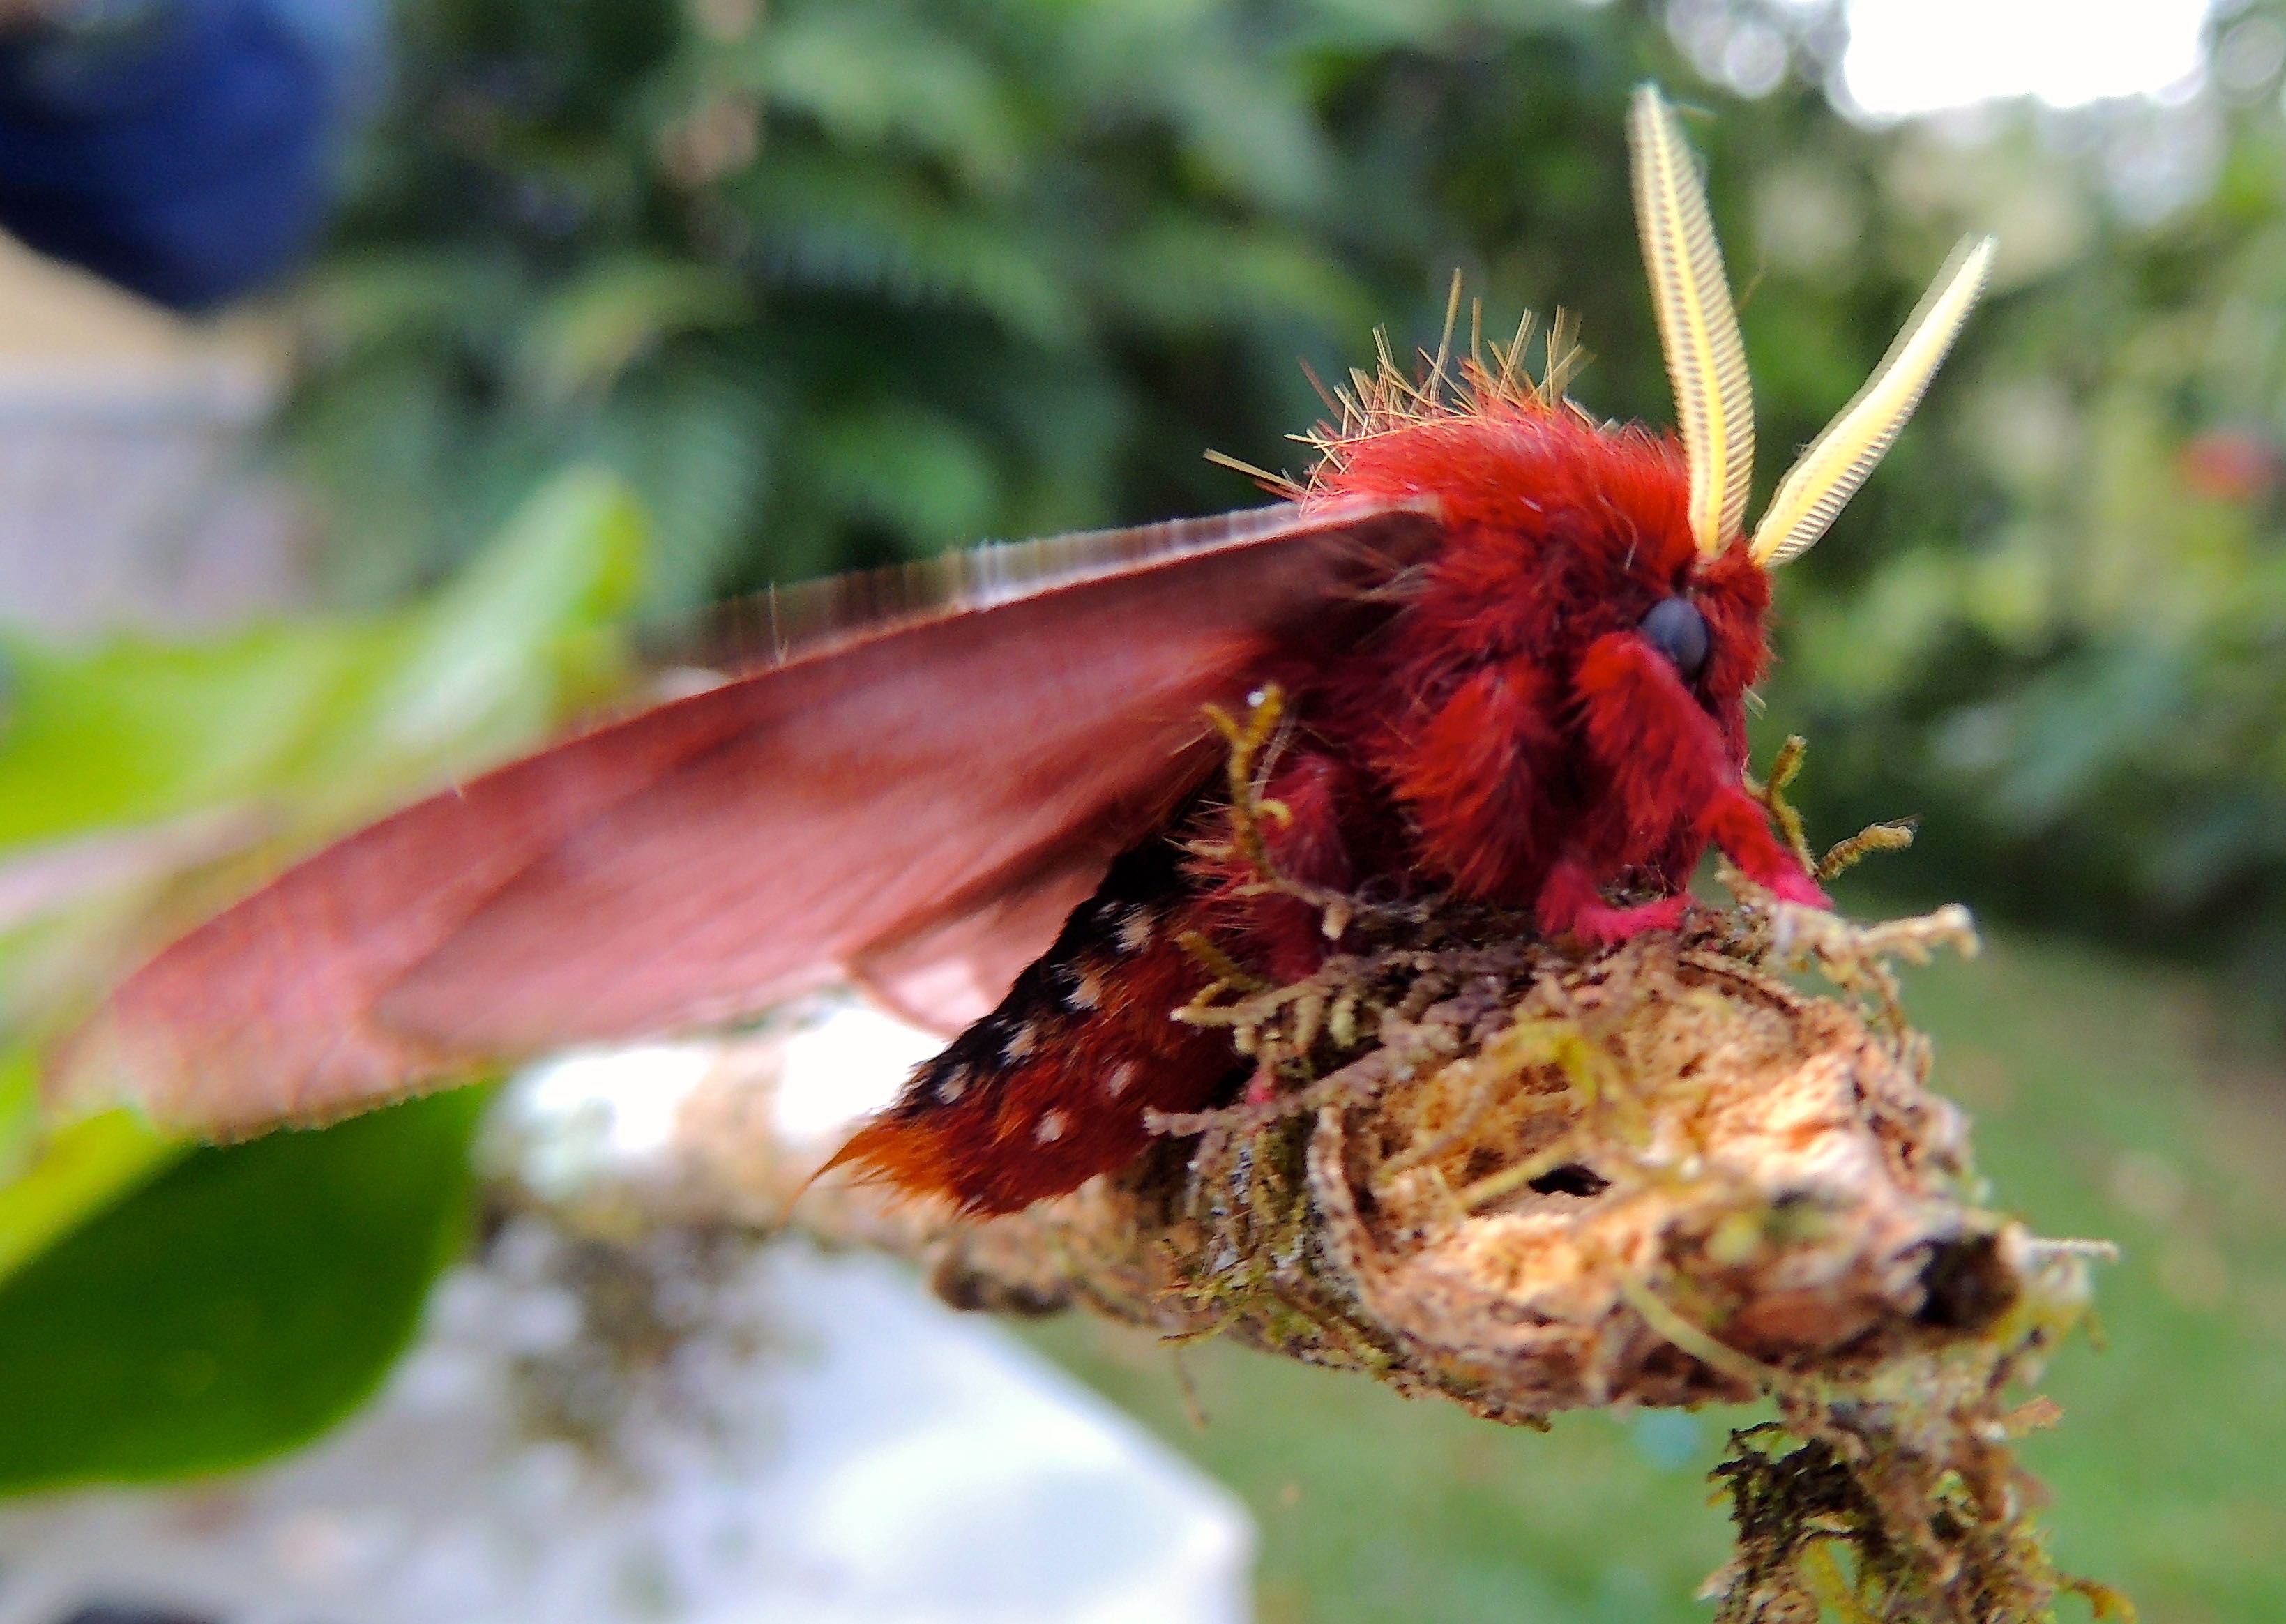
1003;1022;1038;1062
1114;907;1156;955
1035;1109;1069;1144
1064;964;1104;1011
1104;1061;1136;1098
934;1064;969;1103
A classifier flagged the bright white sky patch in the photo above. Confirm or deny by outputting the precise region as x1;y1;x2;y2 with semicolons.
773;1001;941;1144
1842;0;2213;115
520;1041;716;1160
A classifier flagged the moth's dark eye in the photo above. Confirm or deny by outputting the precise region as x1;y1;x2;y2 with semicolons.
1640;595;1709;680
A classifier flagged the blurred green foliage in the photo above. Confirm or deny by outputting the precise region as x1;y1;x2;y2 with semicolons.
0;469;640;860
298;0;1814;609
284;0;2286;991
1780;55;2286;996
0;470;644;1483
0;1090;485;1494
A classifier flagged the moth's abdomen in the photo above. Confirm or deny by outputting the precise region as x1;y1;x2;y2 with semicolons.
826;831;1240;1214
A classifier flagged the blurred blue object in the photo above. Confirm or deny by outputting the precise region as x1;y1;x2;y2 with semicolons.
0;0;379;310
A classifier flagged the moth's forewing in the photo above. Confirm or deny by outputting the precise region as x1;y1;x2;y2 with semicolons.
63;501;1437;1136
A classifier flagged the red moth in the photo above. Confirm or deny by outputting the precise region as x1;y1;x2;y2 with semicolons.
61;89;1992;1215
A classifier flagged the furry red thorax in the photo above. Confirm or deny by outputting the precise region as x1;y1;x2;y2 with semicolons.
831;396;1828;1213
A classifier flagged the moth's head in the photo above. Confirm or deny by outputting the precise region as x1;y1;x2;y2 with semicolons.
1288;86;1990;715
1293;341;1771;712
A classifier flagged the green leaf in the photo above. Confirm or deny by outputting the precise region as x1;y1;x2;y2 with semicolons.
743;4;1024;194
0;1104;180;1287
516;257;750;407
737;153;1082;344
0;626;371;848
596;365;775;612
1101;215;1370;335
0;469;646;850
0;1047;34;1181
315;465;648;793
805;400;1002;546
0;1090;486;1494
0;469;645;1311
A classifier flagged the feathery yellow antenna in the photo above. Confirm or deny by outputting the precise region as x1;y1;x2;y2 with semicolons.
1628;84;1754;557
1750;235;1996;568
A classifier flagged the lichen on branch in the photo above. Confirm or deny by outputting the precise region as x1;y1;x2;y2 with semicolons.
932;900;2047;1414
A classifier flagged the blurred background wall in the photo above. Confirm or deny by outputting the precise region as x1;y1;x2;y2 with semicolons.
0;238;300;633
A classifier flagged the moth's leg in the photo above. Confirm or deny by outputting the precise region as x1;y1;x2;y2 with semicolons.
1534;857;1689;943
1699;784;1830;908
1195;747;1361;982
1570;630;1829;914
1574;631;1730;833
